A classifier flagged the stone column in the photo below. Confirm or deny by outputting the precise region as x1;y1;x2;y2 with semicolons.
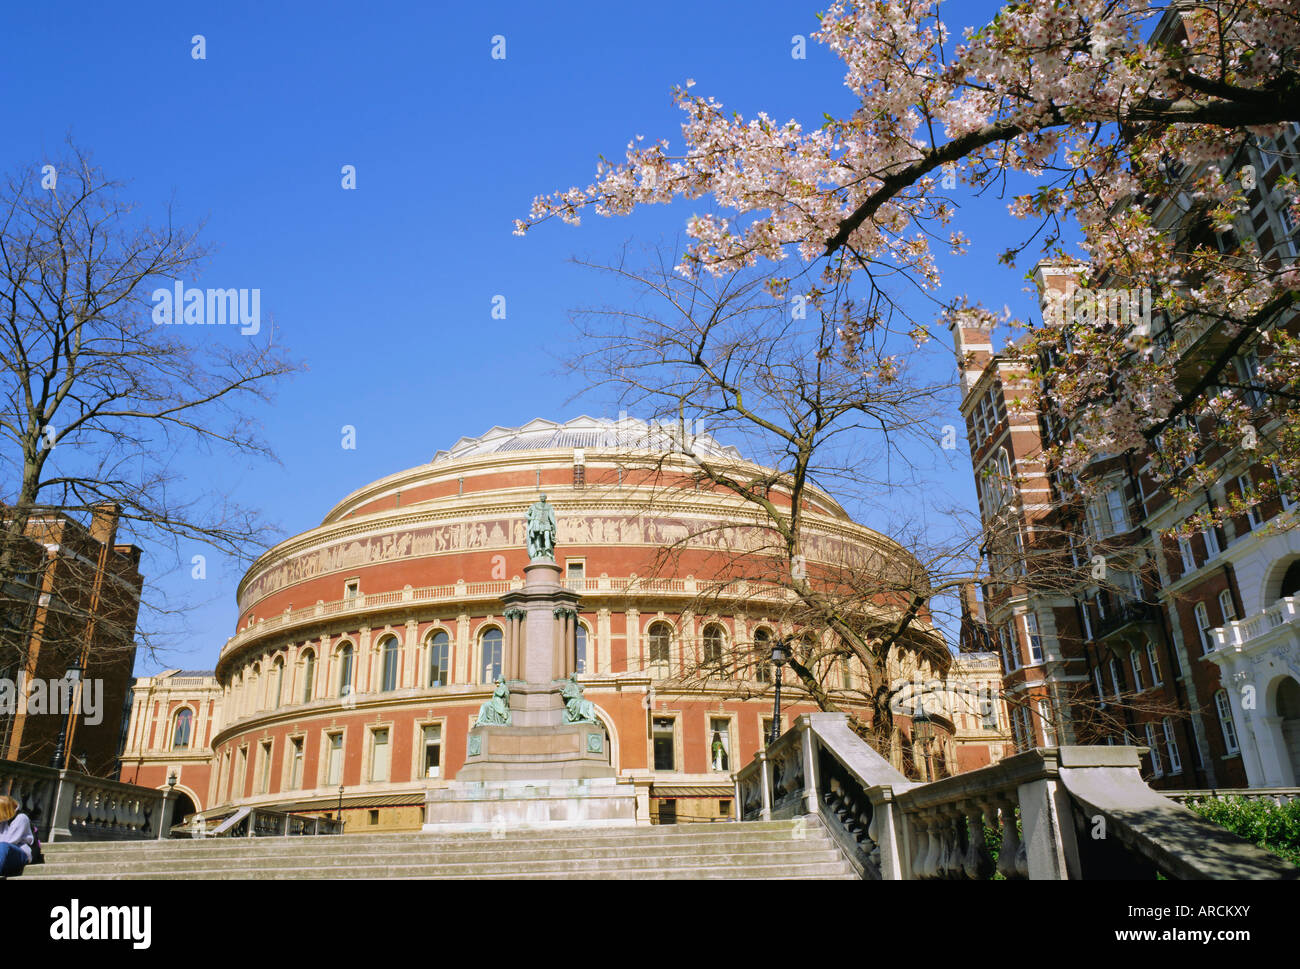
406;620;420;689
624;609;639;675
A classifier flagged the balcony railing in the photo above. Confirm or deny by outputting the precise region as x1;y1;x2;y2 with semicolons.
1212;596;1300;652
1092;598;1157;640
734;715;1298;879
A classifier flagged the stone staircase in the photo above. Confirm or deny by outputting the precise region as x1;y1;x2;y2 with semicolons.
16;818;856;880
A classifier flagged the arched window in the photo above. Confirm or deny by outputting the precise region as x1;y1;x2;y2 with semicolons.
1194;603;1213;654
380;636;400;692
172;708;193;750
480;627;503;683
271;658;285;709
338;643;354;697
428;630;450;687
754;628;772;683
1214;690;1239;754
301;650;316;704
575;624;588;675
647;621;672;676
702;623;725;668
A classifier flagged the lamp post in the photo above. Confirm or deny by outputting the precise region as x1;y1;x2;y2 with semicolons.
911;697;934;782
50;662;85;770
336;785;344;825
167;769;177;791
769;638;790;746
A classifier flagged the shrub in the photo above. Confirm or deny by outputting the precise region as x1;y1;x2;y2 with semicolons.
1183;796;1300;867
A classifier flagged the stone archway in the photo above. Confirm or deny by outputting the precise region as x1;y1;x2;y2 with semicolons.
1277;677;1300;784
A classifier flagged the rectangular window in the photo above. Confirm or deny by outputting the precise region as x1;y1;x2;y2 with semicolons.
423;724;442;778
1110;658;1123;698
1106;487;1128;533
1178;535;1196;573
370;728;390;783
1093;667;1107;708
1162;718;1182;774
652;717;676;771
326;732;344;787
1024;613;1043;664
290;737;304;789
344;579;360;600
980;698;998;731
566;559;585;585
1130;651;1144;692
258;741;273;795
1038;699;1056;746
708;717;731;772
1081;598;1094;641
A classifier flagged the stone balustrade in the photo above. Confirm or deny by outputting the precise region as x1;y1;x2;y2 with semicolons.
1212;595;1300;651
734;714;1300;880
1;758;176;842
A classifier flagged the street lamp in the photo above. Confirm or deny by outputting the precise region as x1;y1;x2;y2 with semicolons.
769;638;791;746
911;697;934;781
336;785;345;824
50;662;85;770
167;770;178;791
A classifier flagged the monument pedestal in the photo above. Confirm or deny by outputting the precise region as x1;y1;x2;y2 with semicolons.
422;777;637;832
425;537;638;831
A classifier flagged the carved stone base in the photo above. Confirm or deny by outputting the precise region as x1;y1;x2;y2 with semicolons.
458;722;615;782
422;777;637;832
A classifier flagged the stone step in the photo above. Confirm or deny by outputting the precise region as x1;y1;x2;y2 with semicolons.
20;818;855;880
30;838;831;873
41;822;808;857
21;858;852;880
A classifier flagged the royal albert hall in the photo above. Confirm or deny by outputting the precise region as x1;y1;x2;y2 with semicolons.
120;417;971;829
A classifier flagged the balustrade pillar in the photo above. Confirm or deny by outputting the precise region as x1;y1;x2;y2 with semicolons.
1017;777;1080;879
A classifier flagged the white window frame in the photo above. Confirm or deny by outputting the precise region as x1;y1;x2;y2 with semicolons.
1239;474;1262;530
1194;602;1213;654
1145;723;1164;776
1178;535;1196;573
1146;642;1162;686
1093;667;1107;708
1130;651;1144;692
1162;718;1182;774
1218;589;1237;625
1202;527;1221;560
1023;612;1043;665
1109;658;1123;698
1215;690;1240;755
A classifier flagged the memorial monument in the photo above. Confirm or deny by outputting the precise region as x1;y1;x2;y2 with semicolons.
423;496;639;830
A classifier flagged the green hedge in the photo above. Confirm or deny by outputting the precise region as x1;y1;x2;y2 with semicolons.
1183;796;1300;867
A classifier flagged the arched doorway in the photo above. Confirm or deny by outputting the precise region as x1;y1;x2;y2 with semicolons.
1281;561;1300;601
170;791;197;828
1278;677;1300;783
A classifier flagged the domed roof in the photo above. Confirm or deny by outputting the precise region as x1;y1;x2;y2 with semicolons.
431;416;744;463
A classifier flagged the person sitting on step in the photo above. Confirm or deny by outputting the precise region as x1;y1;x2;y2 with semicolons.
0;796;34;878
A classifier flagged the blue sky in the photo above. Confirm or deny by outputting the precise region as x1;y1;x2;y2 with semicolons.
2;0;1052;672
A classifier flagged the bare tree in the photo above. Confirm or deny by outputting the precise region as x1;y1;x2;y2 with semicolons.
565;246;1191;768
0;142;299;674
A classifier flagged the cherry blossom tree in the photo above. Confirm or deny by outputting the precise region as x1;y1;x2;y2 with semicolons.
518;0;1300;526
